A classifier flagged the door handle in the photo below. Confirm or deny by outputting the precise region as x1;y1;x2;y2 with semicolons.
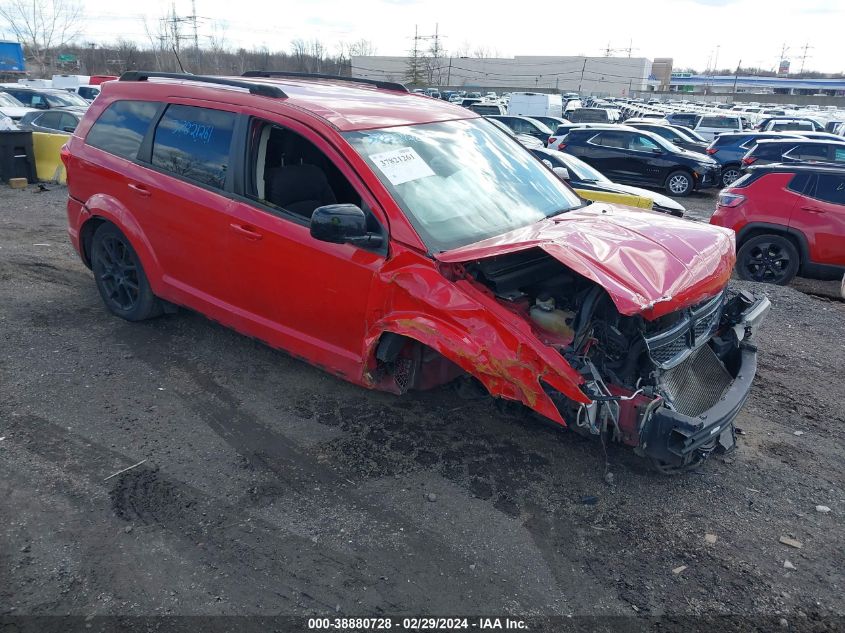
127;183;151;197
801;206;825;214
229;223;263;240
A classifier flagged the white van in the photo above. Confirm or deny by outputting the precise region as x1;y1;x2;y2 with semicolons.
52;74;91;90
507;92;563;118
693;114;743;141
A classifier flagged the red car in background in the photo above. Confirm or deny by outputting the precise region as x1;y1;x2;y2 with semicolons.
711;163;845;285
63;71;770;472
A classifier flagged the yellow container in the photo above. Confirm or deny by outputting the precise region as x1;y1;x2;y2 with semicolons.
31;131;69;184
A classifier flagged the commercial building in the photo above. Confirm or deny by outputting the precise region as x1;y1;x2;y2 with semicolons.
351;55;652;97
668;74;845;96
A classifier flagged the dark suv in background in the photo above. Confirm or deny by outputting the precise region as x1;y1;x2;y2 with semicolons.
705;132;803;186
559;126;720;196
742;138;845;170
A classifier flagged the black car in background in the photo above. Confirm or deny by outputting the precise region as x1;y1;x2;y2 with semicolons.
742;138;845;169
626;122;709;154
558;127;720;196
530;147;686;216
18;109;82;134
486;115;554;146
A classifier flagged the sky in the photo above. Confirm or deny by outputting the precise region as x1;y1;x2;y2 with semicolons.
20;0;845;74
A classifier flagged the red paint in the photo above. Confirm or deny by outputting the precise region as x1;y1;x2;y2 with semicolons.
65;75;740;428
712;169;845;271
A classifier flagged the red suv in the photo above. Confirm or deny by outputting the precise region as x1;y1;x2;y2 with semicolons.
64;71;770;472
711;163;845;285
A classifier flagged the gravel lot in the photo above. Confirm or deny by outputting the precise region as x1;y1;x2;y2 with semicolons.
1;184;843;628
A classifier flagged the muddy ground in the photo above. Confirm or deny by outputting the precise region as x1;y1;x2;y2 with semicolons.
0;185;843;629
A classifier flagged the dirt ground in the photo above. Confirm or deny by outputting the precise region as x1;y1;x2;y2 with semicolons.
0;185;843;628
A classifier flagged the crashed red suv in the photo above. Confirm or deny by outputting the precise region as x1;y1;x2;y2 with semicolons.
64;71;770;472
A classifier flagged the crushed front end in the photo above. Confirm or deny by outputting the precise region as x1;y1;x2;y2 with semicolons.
463;249;769;472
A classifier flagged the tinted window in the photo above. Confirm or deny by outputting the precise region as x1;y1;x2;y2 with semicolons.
813;174;845;205
786;145;828;161
754;144;791;159
787;172;811;194
152;104;236;189
3;89;31;105
629;134;659;151
78;87;99;100
834;147;845;163
37;111;63;130
86;100;160;160
700;116;739;129
59;112;78;132
591;131;627;148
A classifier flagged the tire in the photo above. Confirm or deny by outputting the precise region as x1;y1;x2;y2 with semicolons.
736;234;800;285
91;223;162;321
665;170;693;197
721;165;742;187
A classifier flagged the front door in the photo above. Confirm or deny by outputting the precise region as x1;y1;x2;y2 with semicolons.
223;114;386;366
794;172;845;268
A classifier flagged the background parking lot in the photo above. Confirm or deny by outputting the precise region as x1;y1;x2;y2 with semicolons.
1;185;843;622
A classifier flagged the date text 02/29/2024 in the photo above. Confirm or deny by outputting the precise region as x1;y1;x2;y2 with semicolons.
307;617;528;630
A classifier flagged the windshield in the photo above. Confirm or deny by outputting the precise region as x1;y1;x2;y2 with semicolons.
557;153;608;182
45;91;87;107
677;126;706;142
0;92;24;107
344;119;582;252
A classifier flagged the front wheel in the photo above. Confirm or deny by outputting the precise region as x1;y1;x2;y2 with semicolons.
736;234;800;285
665;170;693;197
91;223;162;321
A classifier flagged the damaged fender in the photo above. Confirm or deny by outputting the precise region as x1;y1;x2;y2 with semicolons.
361;250;589;424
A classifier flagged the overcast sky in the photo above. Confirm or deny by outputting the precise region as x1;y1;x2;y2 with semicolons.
44;0;845;73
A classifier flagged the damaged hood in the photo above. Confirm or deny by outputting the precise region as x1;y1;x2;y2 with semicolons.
436;204;735;318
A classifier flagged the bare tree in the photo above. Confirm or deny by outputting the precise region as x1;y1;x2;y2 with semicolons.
0;0;84;74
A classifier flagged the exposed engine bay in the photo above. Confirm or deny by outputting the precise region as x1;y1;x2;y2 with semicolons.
463;248;770;472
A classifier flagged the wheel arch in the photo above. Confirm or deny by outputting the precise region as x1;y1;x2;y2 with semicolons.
735;222;808;265
78;195;164;292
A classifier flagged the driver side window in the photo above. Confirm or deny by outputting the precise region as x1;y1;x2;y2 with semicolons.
246;119;366;224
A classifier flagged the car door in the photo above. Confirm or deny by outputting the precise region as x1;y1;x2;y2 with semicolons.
581;130;628;178
223;113;385;362
127;101;240;313
793;173;845;267
621;133;665;185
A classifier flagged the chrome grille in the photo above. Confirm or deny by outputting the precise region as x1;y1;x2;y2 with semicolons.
659;344;732;417
644;293;724;370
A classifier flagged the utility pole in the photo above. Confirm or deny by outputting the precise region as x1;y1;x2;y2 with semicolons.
777;42;789;72
578;57;587;94
733;59;742;98
799;42;813;74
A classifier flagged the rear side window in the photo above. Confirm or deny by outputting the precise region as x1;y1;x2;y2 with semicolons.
787;172;812;194
714;134;744;147
786;145;828;161
833;147;845;163
754;144;790;159
86;100;160;160
151;104;236;189
590;131;627;148
700;116;738;129
813;174;845;205
37;111;63;130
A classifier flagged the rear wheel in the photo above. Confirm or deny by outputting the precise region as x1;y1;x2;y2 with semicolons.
721;166;742;187
736;234;799;285
91;223;162;321
665;170;693;197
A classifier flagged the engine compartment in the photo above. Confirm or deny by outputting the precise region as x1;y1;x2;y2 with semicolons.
462;247;750;470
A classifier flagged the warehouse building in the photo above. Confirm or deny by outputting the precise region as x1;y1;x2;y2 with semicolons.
668;74;845;96
351;55;652;97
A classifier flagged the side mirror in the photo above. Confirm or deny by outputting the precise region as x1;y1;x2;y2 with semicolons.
552;166;570;181
35;102;48;110
310;204;383;248
62;126;76;133
651;148;664;155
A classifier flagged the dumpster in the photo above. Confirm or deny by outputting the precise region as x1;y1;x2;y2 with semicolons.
0;130;36;184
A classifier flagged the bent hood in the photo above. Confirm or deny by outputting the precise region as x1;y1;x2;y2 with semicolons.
436;204;735;319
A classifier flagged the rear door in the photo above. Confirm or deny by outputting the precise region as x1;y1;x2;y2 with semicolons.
793;172;845;267
128;101;239;311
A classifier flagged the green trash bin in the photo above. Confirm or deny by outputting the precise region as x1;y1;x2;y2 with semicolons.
0;130;37;184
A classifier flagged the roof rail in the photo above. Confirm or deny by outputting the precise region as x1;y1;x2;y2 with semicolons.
241;70;408;93
118;71;288;99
